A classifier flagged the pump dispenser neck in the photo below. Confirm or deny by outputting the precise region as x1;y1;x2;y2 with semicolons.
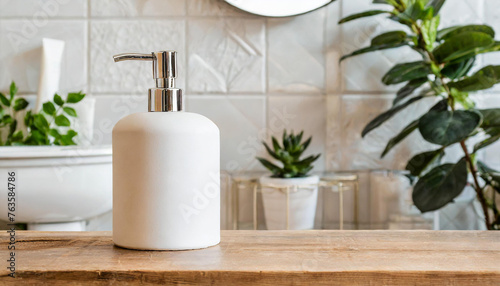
113;51;182;112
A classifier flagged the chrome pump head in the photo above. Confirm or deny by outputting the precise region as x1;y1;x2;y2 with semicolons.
113;51;182;112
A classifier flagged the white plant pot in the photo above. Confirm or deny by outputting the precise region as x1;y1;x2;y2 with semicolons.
260;175;319;230
0;146;112;229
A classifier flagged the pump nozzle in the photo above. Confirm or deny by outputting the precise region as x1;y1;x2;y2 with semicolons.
113;51;182;112
113;53;154;62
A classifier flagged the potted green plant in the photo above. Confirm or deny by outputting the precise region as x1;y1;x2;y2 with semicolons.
0;81;113;231
0;81;85;146
257;130;321;230
339;0;500;230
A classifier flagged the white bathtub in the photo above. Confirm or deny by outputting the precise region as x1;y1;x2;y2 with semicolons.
0;146;112;230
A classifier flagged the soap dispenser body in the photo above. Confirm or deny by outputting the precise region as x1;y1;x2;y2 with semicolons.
113;112;220;250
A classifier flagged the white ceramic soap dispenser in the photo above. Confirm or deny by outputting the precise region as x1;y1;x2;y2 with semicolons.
112;51;220;250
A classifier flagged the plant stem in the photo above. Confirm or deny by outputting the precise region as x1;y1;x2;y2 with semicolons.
413;21;492;229
459;141;491;229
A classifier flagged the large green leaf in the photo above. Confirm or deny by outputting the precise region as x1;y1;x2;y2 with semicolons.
433;31;495;63
448;65;500;92
419;110;482;145
474;131;500;153
447;42;500;65
412;158;468;212
371;31;408;46
437;25;495;41
393;77;427;105
339;10;390;24
441;57;475;79
382;61;431;85
478;109;500;135
406;148;445;176
362;96;424;137
381;119;418;158
381;99;448;157
340;42;407;61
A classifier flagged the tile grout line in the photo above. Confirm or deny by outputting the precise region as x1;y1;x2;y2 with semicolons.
264;17;269;136
184;0;189;105
338;0;345;172
87;0;91;96
323;5;329;171
184;16;189;108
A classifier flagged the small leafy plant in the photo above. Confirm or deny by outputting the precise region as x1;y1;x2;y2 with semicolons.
0;81;85;146
257;130;320;178
339;0;500;229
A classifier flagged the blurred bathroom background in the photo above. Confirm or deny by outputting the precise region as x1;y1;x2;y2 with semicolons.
0;0;498;231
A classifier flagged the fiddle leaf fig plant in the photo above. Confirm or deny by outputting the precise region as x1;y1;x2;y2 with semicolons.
339;0;500;230
0;81;85;146
257;130;320;178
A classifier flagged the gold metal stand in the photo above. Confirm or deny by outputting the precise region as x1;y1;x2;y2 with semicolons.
230;172;359;230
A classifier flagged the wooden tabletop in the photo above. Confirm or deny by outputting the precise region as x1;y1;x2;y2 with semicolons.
1;230;499;285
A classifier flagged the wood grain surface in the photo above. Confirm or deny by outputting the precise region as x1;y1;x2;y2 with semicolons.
0;230;499;285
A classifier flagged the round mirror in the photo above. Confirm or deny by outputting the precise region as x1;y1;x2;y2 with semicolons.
224;0;334;17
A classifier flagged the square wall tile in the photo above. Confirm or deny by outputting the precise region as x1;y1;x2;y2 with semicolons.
187;18;265;94
0;20;87;93
0;0;87;17
267;8;326;94
186;95;266;172
90;0;185;17
92;95;147;145
340;1;420;92
439;0;483;27
187;0;247;16
267;95;327;171
90;20;185;94
339;95;437;171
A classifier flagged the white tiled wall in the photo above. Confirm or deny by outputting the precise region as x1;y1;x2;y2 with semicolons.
1;0;498;230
